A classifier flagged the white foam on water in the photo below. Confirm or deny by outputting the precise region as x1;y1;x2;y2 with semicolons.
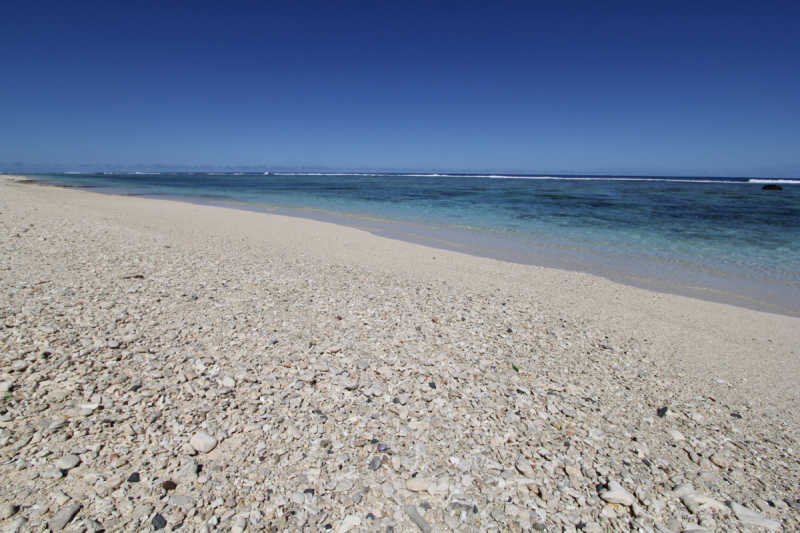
269;172;756;184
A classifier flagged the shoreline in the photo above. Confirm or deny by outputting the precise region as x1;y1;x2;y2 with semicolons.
18;174;800;318
3;172;800;416
1;174;799;532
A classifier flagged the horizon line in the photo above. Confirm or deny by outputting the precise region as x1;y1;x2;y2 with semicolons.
5;170;799;182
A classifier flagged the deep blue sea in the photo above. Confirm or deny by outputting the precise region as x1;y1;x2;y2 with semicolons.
25;172;800;316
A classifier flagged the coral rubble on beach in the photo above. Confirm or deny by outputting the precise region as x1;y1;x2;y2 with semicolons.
0;178;798;532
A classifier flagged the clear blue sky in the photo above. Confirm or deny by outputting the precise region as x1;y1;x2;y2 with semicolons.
1;1;799;177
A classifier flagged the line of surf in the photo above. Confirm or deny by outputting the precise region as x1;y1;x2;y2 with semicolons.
24;172;800;185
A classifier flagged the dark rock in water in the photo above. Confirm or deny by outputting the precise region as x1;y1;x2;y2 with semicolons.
762;184;783;190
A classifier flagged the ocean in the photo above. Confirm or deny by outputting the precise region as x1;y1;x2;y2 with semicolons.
23;172;800;316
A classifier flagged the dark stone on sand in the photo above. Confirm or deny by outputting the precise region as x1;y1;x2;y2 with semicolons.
152;514;167;530
48;504;82;532
784;498;800;512
369;456;382;470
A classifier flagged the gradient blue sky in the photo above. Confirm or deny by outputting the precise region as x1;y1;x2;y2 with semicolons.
1;1;799;177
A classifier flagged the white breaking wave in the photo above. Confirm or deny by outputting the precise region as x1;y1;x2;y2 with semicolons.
474;176;746;183
54;171;796;184
273;172;752;184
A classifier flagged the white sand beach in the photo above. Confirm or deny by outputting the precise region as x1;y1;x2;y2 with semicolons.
1;175;798;532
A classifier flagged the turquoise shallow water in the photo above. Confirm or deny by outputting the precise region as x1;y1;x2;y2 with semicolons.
25;172;800;316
